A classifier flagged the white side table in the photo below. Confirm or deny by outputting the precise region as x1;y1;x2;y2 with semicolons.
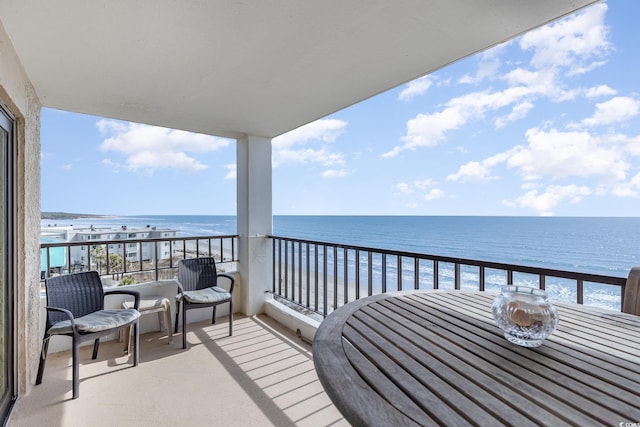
122;295;173;352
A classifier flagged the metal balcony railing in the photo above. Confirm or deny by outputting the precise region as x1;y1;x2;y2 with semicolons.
40;235;239;284
269;235;628;318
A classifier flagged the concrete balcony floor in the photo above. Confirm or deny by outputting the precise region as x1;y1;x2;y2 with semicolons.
10;314;348;426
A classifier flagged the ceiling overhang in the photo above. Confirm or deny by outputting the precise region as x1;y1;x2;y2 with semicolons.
0;0;599;139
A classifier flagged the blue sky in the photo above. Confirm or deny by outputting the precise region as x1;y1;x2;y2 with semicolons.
41;1;640;217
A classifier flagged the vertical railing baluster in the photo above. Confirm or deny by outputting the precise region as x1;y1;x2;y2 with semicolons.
368;251;373;296
314;243;319;313
305;242;310;309
539;275;545;291
67;246;72;273
271;239;280;294
154;241;159;281
414;258;419;290
287;240;293;301
323;245;328;317
45;248;51;278
479;266;485;291
577;279;584;304
343;248;349;304
397;255;402;291
278;239;283;296
433;260;439;289
454;263;460;290
333;246;338;310
298;241;303;305
507;270;513;285
382;253;387;294
355;249;361;300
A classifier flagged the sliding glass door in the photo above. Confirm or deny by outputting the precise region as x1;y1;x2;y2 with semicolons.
0;104;15;423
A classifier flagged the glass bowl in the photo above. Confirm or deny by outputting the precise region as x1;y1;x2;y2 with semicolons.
491;285;559;347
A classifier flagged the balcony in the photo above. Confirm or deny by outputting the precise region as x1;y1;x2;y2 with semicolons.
9;314;347;426
21;233;635;425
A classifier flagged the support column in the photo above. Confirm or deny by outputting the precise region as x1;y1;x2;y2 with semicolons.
236;134;272;315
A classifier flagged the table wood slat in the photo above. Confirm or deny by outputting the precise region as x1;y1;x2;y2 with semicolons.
369;299;626;425
350;308;567;427
398;294;640;402
383;296;640;421
341;338;425;427
313;291;640;427
420;292;640;376
343;322;465;426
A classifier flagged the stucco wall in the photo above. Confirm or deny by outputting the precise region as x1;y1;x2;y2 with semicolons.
0;20;42;396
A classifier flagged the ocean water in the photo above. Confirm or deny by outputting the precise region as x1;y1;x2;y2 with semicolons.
41;215;639;277
42;215;639;309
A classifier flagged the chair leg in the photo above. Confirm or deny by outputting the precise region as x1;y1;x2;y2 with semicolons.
91;338;100;360
174;300;181;334
182;303;187;349
212;306;217;324
72;334;80;399
164;301;173;344
123;326;131;354
35;333;50;385
229;300;233;336
132;320;139;366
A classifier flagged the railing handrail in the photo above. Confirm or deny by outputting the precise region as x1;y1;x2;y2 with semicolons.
40;234;239;248
268;235;628;318
268;234;627;286
40;234;239;283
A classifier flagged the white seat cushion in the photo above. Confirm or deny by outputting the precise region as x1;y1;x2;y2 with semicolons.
179;287;231;304
48;309;141;335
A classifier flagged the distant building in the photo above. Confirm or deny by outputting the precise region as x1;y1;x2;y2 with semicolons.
40;225;177;275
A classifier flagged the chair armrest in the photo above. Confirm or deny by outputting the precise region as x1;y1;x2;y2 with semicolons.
176;281;185;295
105;289;141;310
217;273;235;294
45;306;76;329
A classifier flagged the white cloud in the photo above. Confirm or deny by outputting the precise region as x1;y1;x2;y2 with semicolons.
98;120;230;174
100;158;121;172
399;76;434;101
582;96;640;127
62;163;72;170
611;172;640;197
454;125;640;213
393;182;413;194
519;3;610;74
385;3;613;159
495;101;534;129
508;128;628;182
447;151;510;183
584;85;617;98
392;180;443;201
424;189;445;201
386;75;557;157
447;161;493;183
321;169;348;178
414;179;435;190
273;119;347;167
458;45;507;85
507;185;591;216
224;164;236;180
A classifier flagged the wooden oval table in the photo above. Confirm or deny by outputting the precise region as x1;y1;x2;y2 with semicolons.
313;291;640;426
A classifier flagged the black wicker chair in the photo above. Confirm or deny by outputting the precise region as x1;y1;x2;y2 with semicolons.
36;271;141;399
174;257;235;349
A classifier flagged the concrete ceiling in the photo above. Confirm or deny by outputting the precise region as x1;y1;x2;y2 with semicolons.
0;0;598;139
